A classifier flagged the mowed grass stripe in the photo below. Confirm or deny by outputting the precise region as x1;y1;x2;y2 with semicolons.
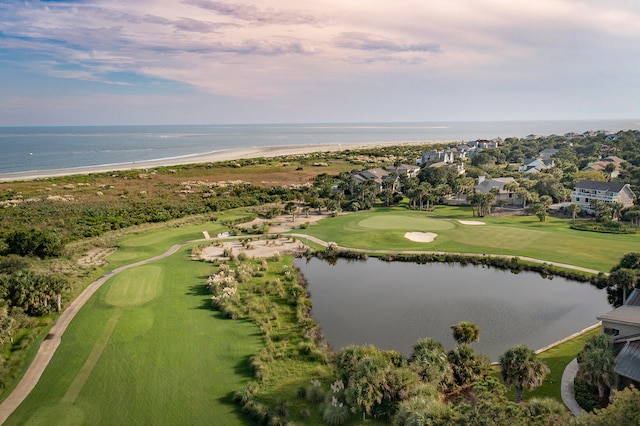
104;265;161;307
62;309;123;404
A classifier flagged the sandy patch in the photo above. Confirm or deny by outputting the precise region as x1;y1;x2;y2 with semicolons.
77;248;117;266
405;232;438;243
458;220;486;225
197;237;307;261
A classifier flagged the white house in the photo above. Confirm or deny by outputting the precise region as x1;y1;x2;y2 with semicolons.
570;180;635;214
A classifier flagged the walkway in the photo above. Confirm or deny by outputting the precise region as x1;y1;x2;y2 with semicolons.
561;358;585;417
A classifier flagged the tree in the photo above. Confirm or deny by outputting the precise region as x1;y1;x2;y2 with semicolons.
608;268;637;306
4;229;63;258
345;353;390;419
566;203;581;225
450;321;481;345
284;201;298;222
499;344;549;402
448;344;490;386
579;386;640;426
604;162;617;181
577;344;616;403
409;338;452;388
469;192;495;217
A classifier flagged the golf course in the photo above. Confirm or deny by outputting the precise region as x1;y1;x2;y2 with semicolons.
2;205;637;424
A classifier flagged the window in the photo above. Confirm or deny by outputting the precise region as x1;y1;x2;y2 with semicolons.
603;327;619;337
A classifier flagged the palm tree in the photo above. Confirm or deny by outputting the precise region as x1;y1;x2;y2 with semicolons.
450;321;481;345
503;181;520;206
604;162;617;181
409;338;452;388
447;344;490;386
608;267;637;306
418;182;432;211
577;345;616;403
566;203;581;225
499;344;550;402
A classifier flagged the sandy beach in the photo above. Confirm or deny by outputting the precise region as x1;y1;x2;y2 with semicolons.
0;140;440;182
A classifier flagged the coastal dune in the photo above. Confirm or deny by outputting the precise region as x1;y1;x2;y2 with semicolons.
0;141;439;182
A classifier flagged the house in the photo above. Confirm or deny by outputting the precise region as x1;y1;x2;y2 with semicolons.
597;289;640;389
418;150;454;165
350;168;399;192
539;148;559;160
428;161;465;175
582;156;626;179
384;164;420;178
518;149;557;174
518;158;554;174
474;176;521;205
570;180;636;214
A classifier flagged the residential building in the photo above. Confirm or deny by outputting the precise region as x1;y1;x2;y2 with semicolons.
597;289;640;390
570;180;635;214
384;164;420;178
582;156;626;179
474;176;522;205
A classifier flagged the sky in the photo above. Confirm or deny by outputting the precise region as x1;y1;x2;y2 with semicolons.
1;0;639;126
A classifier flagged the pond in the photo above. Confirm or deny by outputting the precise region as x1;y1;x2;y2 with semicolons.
294;257;611;360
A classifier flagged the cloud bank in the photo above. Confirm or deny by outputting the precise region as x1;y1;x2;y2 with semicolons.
0;0;639;125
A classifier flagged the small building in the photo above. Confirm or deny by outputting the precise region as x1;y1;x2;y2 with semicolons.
570;180;635;214
597;288;640;390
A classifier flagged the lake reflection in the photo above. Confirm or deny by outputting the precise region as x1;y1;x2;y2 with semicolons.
294;257;610;360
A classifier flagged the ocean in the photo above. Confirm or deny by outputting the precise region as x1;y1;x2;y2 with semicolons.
1;120;639;175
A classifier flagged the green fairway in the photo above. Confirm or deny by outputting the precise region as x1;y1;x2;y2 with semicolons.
296;206;640;271
5;246;261;425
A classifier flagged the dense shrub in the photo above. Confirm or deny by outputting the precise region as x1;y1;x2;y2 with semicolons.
574;377;601;412
4;229;63;258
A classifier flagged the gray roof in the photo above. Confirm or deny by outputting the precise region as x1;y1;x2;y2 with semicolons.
474;177;515;193
575;180;627;192
627;288;640;307
615;341;640;382
597;305;640;326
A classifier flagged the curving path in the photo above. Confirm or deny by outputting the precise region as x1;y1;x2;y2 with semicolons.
0;234;601;422
561;358;585;416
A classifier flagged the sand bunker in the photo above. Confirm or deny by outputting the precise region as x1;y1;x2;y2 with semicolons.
404;232;438;243
458;220;486;225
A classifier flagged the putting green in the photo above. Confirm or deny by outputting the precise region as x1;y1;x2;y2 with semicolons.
104;265;162;307
357;214;455;231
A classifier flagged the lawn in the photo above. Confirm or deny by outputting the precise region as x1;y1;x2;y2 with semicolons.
494;327;600;402
104;211;253;270
4;245;262;426
296;206;640;272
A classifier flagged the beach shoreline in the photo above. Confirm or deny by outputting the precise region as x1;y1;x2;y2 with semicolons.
0;140;443;182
